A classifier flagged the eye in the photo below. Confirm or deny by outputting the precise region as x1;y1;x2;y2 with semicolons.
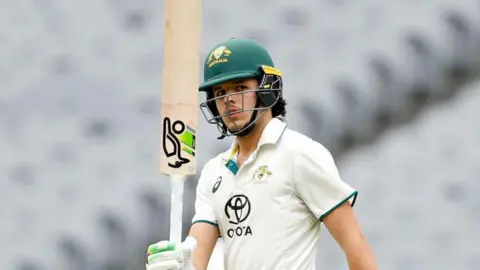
214;89;226;97
235;85;249;91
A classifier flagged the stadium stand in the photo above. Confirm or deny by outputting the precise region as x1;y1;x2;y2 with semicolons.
1;0;479;269
318;80;480;270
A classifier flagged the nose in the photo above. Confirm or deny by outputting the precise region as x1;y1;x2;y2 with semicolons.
222;91;235;105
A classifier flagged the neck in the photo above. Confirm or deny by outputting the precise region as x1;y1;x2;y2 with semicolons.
236;113;273;156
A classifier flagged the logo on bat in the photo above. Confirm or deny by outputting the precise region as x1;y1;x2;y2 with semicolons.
162;117;196;169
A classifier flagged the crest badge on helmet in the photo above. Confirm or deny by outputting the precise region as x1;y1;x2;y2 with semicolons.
207;46;232;68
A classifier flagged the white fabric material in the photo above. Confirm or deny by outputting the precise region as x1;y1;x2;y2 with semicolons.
192;117;357;270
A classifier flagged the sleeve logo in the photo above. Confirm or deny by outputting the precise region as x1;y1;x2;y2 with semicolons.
212;176;222;193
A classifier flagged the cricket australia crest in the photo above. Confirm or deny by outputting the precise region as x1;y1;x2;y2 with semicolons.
253;165;272;182
207;46;232;68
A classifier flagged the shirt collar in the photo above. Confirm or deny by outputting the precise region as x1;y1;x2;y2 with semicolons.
222;117;288;161
258;116;288;146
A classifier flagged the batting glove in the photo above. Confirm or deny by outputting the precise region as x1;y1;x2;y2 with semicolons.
146;236;197;270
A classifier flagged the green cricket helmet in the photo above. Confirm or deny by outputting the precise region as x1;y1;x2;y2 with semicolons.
199;38;283;138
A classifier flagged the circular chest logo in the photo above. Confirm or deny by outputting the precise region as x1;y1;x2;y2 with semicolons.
224;194;251;225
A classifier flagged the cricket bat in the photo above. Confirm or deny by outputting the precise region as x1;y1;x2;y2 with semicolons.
160;0;201;244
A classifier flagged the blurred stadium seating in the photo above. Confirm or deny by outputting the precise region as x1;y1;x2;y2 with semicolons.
1;0;479;269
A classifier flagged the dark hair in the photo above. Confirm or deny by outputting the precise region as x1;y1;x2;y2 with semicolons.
271;96;287;117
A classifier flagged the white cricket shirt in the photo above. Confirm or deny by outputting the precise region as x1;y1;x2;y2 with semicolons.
192;117;357;270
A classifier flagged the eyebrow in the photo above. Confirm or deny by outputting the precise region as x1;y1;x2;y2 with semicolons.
213;80;247;91
231;79;247;84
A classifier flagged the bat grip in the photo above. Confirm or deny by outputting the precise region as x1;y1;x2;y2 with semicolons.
169;175;186;243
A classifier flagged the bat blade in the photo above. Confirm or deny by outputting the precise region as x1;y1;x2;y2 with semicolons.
160;0;201;176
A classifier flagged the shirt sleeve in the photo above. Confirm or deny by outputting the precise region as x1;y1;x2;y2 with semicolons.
294;139;358;222
191;162;219;227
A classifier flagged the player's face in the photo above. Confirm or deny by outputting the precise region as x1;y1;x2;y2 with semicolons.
212;78;259;132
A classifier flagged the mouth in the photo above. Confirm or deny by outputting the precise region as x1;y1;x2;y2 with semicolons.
225;107;242;118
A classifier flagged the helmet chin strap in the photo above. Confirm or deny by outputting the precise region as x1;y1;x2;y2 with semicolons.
232;108;259;137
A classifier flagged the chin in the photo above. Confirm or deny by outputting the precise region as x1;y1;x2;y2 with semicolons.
225;120;248;132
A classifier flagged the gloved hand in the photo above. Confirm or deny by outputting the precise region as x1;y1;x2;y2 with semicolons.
146;236;197;270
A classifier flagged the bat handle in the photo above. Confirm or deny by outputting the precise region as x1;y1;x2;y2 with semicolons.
169;175;186;243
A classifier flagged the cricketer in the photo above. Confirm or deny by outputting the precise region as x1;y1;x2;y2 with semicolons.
146;38;378;270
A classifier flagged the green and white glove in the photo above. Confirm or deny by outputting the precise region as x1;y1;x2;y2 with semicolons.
146;236;197;270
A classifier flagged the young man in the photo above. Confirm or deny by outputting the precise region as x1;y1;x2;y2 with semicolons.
146;38;377;270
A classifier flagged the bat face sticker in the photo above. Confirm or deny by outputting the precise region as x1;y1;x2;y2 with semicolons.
162;117;196;169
